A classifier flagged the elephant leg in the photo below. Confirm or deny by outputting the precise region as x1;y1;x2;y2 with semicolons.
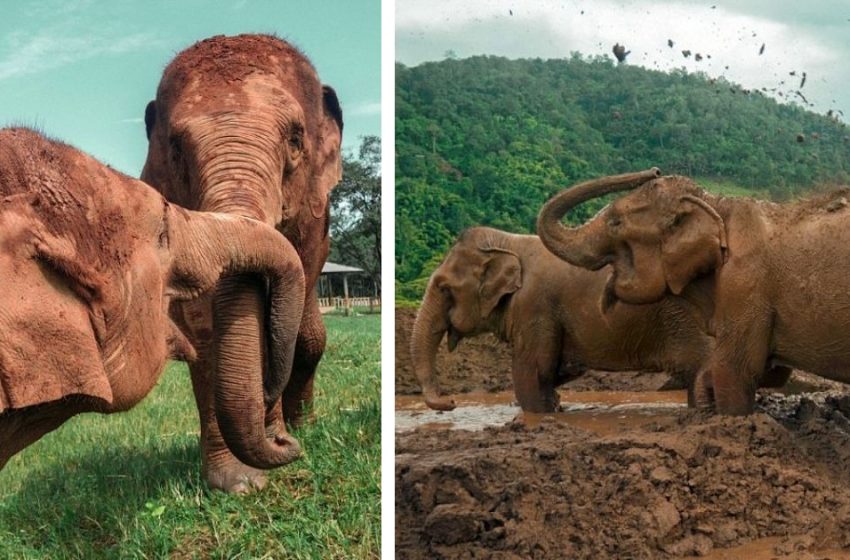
709;283;769;416
691;368;714;409
511;332;560;413
283;292;326;428
709;331;767;415
711;361;757;415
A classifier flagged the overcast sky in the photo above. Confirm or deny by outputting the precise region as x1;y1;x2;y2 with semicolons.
0;0;380;175
397;0;849;123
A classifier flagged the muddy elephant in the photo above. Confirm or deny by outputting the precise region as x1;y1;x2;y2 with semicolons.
411;226;727;413
0;128;304;469
537;168;849;415
140;34;343;492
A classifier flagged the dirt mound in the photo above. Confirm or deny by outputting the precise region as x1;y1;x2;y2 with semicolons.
396;394;850;559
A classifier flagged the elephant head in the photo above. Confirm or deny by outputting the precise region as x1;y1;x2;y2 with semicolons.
140;35;342;458
141;34;343;248
411;228;522;410
0;128;304;469
537;169;727;306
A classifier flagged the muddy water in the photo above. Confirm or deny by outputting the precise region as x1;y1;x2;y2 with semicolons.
396;389;688;434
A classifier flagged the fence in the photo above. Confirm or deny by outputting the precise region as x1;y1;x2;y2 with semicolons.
318;297;381;314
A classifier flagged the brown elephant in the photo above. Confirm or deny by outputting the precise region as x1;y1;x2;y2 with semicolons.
537;168;848;415
411;226;724;413
140;34;343;492
0;128;304;469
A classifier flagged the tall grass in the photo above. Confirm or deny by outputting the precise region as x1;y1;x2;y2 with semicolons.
0;314;380;559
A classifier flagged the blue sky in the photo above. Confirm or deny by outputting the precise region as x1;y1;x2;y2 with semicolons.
0;0;380;175
397;0;849;124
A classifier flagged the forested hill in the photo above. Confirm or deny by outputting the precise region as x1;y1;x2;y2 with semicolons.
395;54;850;300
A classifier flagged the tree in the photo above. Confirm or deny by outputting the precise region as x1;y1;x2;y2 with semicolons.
395;56;850;300
329;135;381;294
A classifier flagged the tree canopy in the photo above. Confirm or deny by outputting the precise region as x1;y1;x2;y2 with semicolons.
330;135;381;294
396;54;850;301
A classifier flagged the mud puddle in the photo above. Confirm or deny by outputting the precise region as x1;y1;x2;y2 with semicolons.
396;390;687;434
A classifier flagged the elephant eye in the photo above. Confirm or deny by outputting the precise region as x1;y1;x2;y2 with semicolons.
608;216;622;228
289;132;303;154
286;126;305;171
671;213;686;228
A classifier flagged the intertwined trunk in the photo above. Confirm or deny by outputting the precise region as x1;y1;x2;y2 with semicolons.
169;206;304;468
172;118;305;468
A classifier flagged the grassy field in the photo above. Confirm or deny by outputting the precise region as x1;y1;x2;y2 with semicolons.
698;177;771;199
0;314;380;559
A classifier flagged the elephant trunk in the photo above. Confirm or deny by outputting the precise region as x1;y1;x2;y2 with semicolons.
410;279;456;411
193;126;283;224
168;205;305;469
536;168;661;268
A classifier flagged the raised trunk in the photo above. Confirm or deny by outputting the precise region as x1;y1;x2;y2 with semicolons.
168;206;305;469
536;168;661;269
410;280;455;411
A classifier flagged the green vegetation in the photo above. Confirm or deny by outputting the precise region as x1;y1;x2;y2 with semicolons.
0;315;380;559
396;54;850;301
330;136;382;293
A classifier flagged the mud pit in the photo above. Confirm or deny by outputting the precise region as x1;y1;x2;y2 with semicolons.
396;308;850;559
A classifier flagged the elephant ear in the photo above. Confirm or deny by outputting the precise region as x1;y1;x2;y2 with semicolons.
0;211;113;412
478;249;522;318
144;100;156;141
661;195;726;295
309;85;344;220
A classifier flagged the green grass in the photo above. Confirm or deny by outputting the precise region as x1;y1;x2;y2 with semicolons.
0;314;381;559
697;177;771;199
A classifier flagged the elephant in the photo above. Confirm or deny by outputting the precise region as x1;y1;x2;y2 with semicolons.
411;226;723;413
0;128;304;469
140;34;343;492
537;168;850;415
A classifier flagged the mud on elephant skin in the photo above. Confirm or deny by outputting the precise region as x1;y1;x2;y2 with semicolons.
0;128;305;471
141;34;343;492
411;226;727;413
538;169;850;415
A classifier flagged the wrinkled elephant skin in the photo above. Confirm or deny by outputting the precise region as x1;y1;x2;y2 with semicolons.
538;171;850;414
411;227;720;413
0;128;304;470
141;34;343;492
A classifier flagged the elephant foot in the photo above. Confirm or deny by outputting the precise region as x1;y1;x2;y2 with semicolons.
204;460;268;494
